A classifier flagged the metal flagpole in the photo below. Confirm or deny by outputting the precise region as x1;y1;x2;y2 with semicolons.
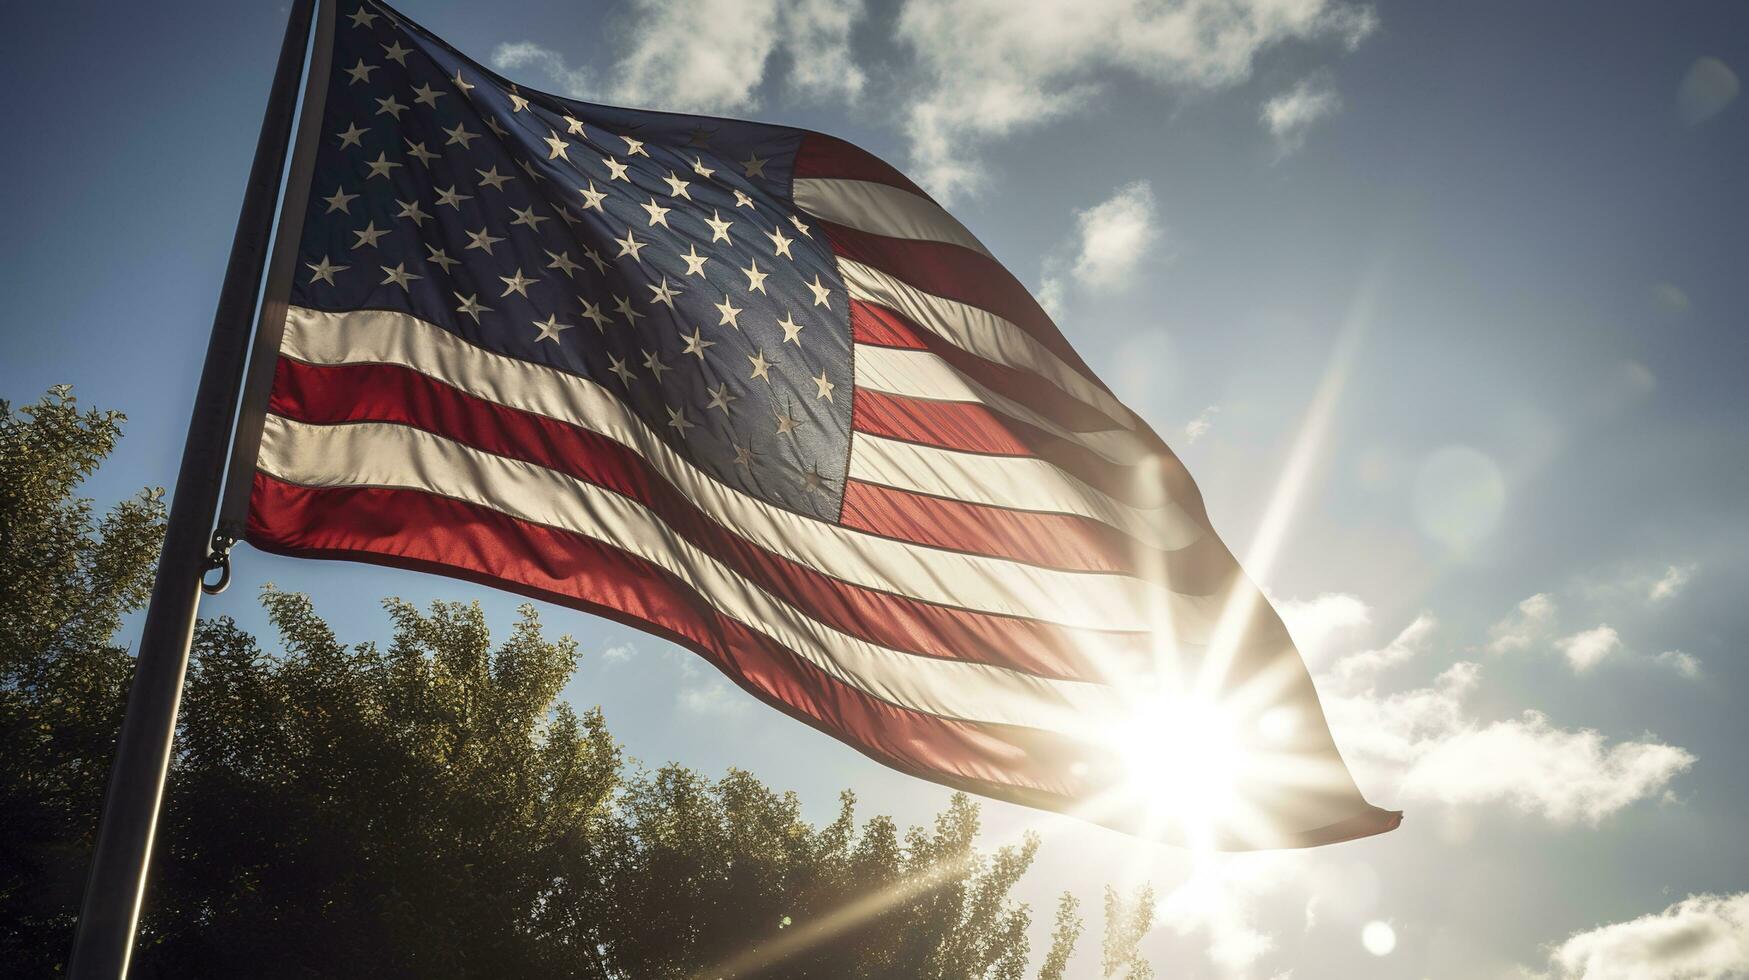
66;0;323;974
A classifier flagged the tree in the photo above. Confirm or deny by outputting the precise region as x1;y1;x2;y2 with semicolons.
0;386;1147;978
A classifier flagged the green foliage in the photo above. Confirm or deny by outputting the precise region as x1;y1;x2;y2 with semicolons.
0;386;166;965
0;387;1145;977
1101;885;1158;980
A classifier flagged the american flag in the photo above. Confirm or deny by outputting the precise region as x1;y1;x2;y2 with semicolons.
230;0;1399;848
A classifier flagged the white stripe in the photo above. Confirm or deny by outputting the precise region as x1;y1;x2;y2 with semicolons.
277;306;1222;636
792;178;992;258
854;343;1153;465
259;414;1119;734
838;258;1137;429
849;433;1202;552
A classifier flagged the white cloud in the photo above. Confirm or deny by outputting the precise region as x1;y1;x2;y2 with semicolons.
1070;180;1160;289
1261;76;1343;155
491;41;594;99
1556;626;1621;673
1487;593;1557;654
1184;405;1221;445
1656;650;1702;680
894;0;1377;199
492;0;866;114
600;642;637;663
781;0;867;103
1308;604;1692;825
1272;591;1374;671
1157;853;1299;973
1034;275;1067;319
1649;564;1696;602
1539;892;1749;979
677;680;750;716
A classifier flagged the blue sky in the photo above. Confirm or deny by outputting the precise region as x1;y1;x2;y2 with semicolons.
3;0;1747;975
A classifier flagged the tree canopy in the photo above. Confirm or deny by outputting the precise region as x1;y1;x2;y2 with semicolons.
0;387;1157;978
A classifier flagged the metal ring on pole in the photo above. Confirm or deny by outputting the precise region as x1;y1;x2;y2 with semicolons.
199;530;235;596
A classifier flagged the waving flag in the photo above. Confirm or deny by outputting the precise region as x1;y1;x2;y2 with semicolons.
225;0;1400;848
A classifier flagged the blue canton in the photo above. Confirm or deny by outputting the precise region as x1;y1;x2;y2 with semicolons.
294;0;853;521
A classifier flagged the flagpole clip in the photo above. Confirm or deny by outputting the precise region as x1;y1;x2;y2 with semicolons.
199;528;236;596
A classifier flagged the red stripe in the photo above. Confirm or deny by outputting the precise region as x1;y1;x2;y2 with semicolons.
792;132;931;201
247;474;1114;804
853;388;1182;511
269;358;1148;681
827;219;1103;384
851;300;1121;434
840;479;1237;597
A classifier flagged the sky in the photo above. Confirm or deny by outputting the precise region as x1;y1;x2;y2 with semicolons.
3;0;1747;976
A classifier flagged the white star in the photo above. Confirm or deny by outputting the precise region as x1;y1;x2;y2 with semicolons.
581;247;607;274
564;115;586;136
352;221;388;248
404;139;437;166
613;294;645;326
680;244;709;278
765;225;793;258
778;312;805;345
747;348;774;381
508;88;530;112
800;467;830;495
580;299;611;331
533;314;573;343
379;262;421;291
789;213;812;238
640;197;671;227
322;186;358;213
412;83;443;109
516;158;548;183
509;205;549;230
344;59;377;85
545;250;581;277
381;40;411;65
731;442;755;467
578;181;607;212
544;130;571;161
741;153;768;177
806;275;832;308
691;156;716;179
642;349;671;382
812;370;835;402
454;291;491;323
443;122;478;148
732;188;754;209
680;326;716;360
375;95;407;119
663;172;692;199
665;404;696;435
499;268;536;297
365;152;401;179
475;166;513;190
715;295;743;329
614;228;647;263
706;382;737;414
336;123;367;149
425;245;459;273
705;210;733;243
485;116;508;138
434;184;471;209
395;198;430;225
741;259;768;294
451;69;475;95
465;227;503;254
773;408;800;435
306;256;347;285
346;7;378;29
602;156;629;182
608;353;636;385
648;277;682;308
622;135;647;157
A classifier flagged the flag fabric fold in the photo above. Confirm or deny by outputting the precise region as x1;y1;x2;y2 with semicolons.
234;0;1400;848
